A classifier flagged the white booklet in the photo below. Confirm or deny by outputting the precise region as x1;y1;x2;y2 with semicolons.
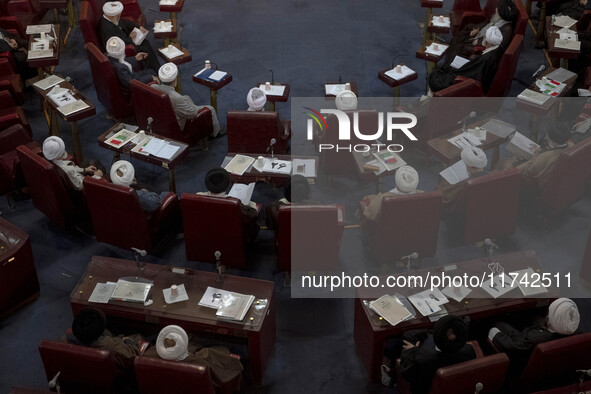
546;67;576;83
553;15;577;29
110;279;153;303
439;160;469;185
450;55;470;70
518;89;550;106
224;154;255;176
480;119;516;138
209;70;227;81
216;292;255;321
28;49;53;59
131;27;147;45
369;295;413;327
507;132;539;160
88;282;116;303
57;100;90;116
258;84;286;96
511;268;549;297
26;24;52;34
228;182;255;205
554;38;581;51
33;74;64;90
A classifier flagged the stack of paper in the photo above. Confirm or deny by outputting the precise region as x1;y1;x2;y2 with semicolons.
511;268;549;296
159;45;184;59
554;38;581;51
110;279;153;303
88;282;117;303
224;154;255;176
553;15;577;29
33;75;64;90
507;132;539;160
439;160;469;185
518;89;551;106
28;49;53;59
57;100;90;116
425;43;448;56
258;84;286;96
385;66;415;81
198;286;255;322
481;119;516;138
559;32;578;41
141;137;180;160
159;0;177;5
546;67;576;83
325;84;346;96
194;68;229;82
369;295;413;326
409;288;449;317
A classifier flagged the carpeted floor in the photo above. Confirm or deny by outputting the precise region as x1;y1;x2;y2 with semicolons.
1;0;590;392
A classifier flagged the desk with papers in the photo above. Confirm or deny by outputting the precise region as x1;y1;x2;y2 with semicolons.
545;15;580;66
71;256;276;385
32;74;95;163
323;81;358;97
193;67;233;113
256;82;290;111
378;67;418;103
354;250;556;383
352;149;406;192
98;123;189;192
27;24;60;78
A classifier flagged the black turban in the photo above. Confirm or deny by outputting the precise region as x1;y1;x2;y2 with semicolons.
72;308;107;345
428;70;456;93
498;0;518;22
547;123;572;145
284;175;310;203
205;168;230;194
432;315;468;353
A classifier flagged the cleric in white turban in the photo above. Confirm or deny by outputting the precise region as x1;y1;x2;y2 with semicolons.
393;166;419;194
109;160;167;213
106;36;156;98
155;325;189;361
484;25;503;47
247;87;267;111
488;298;580;354
42;136;103;191
158;62;178;83
335;90;357;111
461;146;488;169
102;1;123;17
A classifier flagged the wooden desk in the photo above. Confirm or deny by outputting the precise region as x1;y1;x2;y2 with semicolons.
351;150;401;192
428;17;451;36
153;19;177;46
158;43;192;66
223;153;318;187
378;68;418;105
420;0;444;43
324;81;358;97
427;118;511;168
27;24;60;78
354;250;556;383
416;40;447;77
193;70;233;113
98;123;190;192
159;0;184;24
70;256;276;386
256;82;290;112
32;76;96;163
547;33;581;69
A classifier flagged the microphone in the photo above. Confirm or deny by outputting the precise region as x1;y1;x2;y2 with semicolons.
266;138;277;157
48;371;60;389
532;64;545;79
269;69;274;84
457;111;477;125
147;117;153;135
474;382;484;393
401;252;419;270
214;251;224;283
577;369;591;376
132;248;147;257
178;24;184;50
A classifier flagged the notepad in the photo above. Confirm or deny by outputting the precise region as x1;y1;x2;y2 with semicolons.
208;70;227;81
57;100;90;116
554;38;581;51
258;84;286;96
28;49;53;59
450;55;470;70
33;74;64;90
384;66;415;80
26;24;52;34
228;182;255;205
440;160;469;185
224;154;255;176
131;27;147;45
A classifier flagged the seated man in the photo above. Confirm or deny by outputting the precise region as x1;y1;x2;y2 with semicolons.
109;160;169;213
152;63;221;137
143;325;243;391
396;315;476;393
0;28;36;81
438;147;488;219
335;90;358;111
42;136;104;191
63;308;144;372
246;87;267;111
265;174;317;232
358;166;423;222
488;298;580;374
100;1;160;72
447;0;517;62
497;124;572;189
548;0;591;19
105;36;157;98
429;26;504;94
197;168;259;244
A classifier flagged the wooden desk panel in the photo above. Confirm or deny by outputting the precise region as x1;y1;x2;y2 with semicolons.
224;153;318;186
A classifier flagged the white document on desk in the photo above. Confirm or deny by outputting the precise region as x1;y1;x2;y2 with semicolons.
26;24;52;34
225;154;255;176
559;32;578;41
467;127;487;141
154;21;173;33
440;160;469;185
546;67;576;83
228;182;255;205
450;55;470;70
153;143;179;160
425;43;448;56
518;89;551;106
57;100;90;116
554;38;581;51
481;273;515;298
442;285;472;303
325;84;346;96
411;288;449;306
159;45;184;59
33;74;64;90
28;49;53;59
263;159;292;174
131;27;147;45
409;296;441;317
209;71;227;81
142;137;170;156
554;15;578;29
384;66;415;80
447;132;482;149
292;159;316;177
163;284;189;304
88;282;116;303
431;16;450;27
48;87;76;107
507;132;539;160
258;84;286;96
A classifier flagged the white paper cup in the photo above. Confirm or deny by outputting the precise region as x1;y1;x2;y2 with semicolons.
265;82;271;90
205;60;211;69
171;285;178;296
345;82;351;91
395;65;402;73
257;156;264;166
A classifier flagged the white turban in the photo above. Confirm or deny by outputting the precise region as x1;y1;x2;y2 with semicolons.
158;63;178;83
156;325;189;361
485;26;503;46
106;37;132;73
247;87;267;111
110;160;135;187
335;90;358;111
395;166;419;193
461;147;488;169
548;298;580;335
103;1;123;16
42;136;66;161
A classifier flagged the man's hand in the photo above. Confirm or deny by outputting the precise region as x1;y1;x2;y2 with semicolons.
8;39;18;49
94;169;103;178
152;75;160;82
85;165;97;173
140;26;148;34
472;39;478;46
470;28;479;37
129;30;137;39
402;340;420;350
581;0;588;6
135;52;148;61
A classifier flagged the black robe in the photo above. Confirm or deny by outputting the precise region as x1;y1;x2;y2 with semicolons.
0;28;36;80
400;332;476;394
108;56;155;98
100;17;160;73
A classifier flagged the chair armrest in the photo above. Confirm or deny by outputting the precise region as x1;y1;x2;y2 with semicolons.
0;58;16;76
184;107;213;142
0;89;17;108
487;337;502;354
0;113;22;130
467;340;484;358
584;67;591;90
150;192;180;230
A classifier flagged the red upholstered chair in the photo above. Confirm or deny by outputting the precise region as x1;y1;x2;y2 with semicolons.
80;0;103;50
16;145;86;229
38;340;122;394
513;333;591;393
83;177;179;253
577;9;591;32
181;193;256;268
581;227;591;284
0;90;30;134
226;111;291;155
450;0;482;35
0;15;31;39
0;58;24;105
526;136;591;218
84;42;134;120
134;356;216;394
275;204;345;272
130;80;213;147
460;168;521;244
360;190;442;263
432;78;483;97
0;123;35;196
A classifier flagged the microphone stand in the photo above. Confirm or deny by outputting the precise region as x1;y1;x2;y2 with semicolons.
214;251;224;283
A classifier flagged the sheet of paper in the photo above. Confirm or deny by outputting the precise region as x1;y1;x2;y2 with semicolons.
369;295;413;326
557;26;576;34
384;65;415;81
447;132;482;149
579;89;591;97
48;87;76;107
535;78;566;97
142;137;167;156
152;143;180;160
431;15;450;27
159;0;177;4
546;67;576;83
554;15;578;28
450;55;470;70
228;182;255;205
425;43;448;56
480;119;516;138
554;38;581;51
481;273;515;298
559;32;578;41
159;45;184;59
28;49;54;59
154;21;173;32
131;27;147;45
131;136;152;155
209;70;227;81
325;83;346;96
409;296;441;317
511;268;549;297
258;84;286;96
428;305;449;322
411;288;449;306
33;74;64;90
441;285;472;303
88;282;116;303
292;159;316;177
57;100;90;116
439;160;469;185
224;154;255;176
198;286;233;309
262;159;292;174
508;132;539;159
467;127;487;141
26;24;52;34
518;89;550;106
32;40;49;51
163;284;189;304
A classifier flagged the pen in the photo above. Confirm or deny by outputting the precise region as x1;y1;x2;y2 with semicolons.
425;300;434;312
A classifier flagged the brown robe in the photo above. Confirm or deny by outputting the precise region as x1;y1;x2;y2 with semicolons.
359;190;424;222
438;171;488;220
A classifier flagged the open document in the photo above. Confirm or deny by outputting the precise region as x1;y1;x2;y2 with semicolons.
447;132;482;149
439;160;469;185
228;182;255;205
224;154;255;176
507;132;539;160
369;295;413;327
131;27;147;45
